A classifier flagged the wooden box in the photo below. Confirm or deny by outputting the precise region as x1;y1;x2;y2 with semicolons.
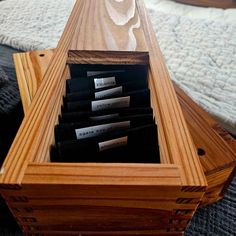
0;0;235;235
11;47;236;209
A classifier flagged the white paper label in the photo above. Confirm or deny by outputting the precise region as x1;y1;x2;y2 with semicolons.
99;136;128;151
75;121;130;140
94;77;116;89
87;70;125;76
89;113;119;121
95;86;122;99
92;96;130;111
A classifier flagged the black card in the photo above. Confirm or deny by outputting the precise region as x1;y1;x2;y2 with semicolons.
63;89;150;112
67;71;148;93
65;80;147;102
55;114;154;142
59;107;153;124
54;123;158;162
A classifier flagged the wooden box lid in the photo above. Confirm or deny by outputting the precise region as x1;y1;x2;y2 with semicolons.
0;0;206;189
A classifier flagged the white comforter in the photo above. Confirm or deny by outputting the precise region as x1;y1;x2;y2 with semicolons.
0;0;75;51
0;0;235;134
145;0;236;135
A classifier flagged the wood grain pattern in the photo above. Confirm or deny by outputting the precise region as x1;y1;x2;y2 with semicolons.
174;84;236;173
2;179;198;235
70;0;147;51
174;83;236;204
136;0;206;186
12;46;236;208
13;48;236;156
2;0;206;186
22;163;181;186
174;0;236;8
13;50;54;113
201;166;235;206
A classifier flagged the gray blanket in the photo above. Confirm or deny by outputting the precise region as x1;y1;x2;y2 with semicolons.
186;177;236;235
0;45;21;114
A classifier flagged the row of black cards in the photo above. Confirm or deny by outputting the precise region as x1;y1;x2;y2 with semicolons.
50;65;160;163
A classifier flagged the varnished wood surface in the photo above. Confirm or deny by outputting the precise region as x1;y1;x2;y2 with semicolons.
136;0;206;186
0;1;210;235
68;50;149;65
174;84;236;173
23;163;181;186
13;47;236;207
174;0;236;8
2;0;206;187
14;50;54;114
2;179;198;234
174;83;236;204
70;0;148;51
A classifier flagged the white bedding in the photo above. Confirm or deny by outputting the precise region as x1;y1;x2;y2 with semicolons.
0;0;235;135
145;0;236;135
0;0;75;51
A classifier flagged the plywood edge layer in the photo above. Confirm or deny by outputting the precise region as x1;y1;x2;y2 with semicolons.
68;50;149;65
13;53;32;114
174;83;236;171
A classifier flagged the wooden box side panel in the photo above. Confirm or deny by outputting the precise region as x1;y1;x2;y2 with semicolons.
1;182;204;235
21;163;182;186
136;0;206;186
